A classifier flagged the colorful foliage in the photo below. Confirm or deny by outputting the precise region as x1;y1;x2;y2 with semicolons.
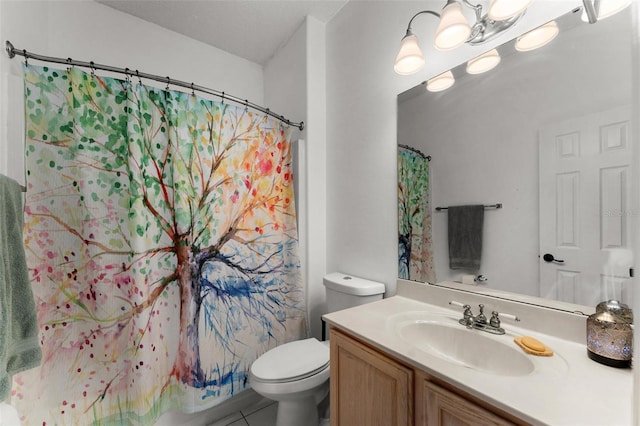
397;147;435;283
14;65;306;425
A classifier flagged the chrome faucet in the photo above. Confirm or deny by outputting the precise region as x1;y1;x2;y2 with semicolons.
449;301;520;335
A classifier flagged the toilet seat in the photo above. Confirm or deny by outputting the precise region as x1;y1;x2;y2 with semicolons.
251;338;329;383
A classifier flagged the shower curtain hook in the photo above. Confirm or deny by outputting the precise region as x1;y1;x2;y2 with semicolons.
244;100;249;114
66;57;73;71
280;116;289;131
221;91;225;105
165;76;170;90
124;68;131;84
89;61;96;78
23;50;28;66
264;108;270;122
135;69;141;85
190;83;195;96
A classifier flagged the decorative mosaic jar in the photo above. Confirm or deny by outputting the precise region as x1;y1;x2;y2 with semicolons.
586;300;633;368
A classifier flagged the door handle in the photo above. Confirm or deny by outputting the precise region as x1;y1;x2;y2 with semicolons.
543;253;564;264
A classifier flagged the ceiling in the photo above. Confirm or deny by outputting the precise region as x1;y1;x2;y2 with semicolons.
97;0;348;65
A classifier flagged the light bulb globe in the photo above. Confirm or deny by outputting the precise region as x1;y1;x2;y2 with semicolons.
426;70;455;92
488;0;533;21
515;21;559;52
394;33;425;75
434;1;472;51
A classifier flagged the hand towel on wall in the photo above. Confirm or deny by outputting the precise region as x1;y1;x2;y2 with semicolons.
0;175;41;400
448;205;484;271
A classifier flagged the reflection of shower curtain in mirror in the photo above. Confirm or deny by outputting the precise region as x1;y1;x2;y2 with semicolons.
398;147;435;282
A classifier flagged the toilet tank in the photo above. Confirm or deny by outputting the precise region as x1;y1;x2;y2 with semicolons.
323;272;385;313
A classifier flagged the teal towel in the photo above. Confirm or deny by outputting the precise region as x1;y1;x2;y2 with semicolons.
0;175;41;400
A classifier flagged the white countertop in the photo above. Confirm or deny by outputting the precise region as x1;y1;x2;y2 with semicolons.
323;295;633;426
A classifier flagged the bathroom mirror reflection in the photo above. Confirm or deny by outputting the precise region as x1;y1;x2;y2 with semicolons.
397;6;635;309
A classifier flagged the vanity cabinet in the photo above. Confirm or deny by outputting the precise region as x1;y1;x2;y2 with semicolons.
330;328;525;426
417;376;517;426
330;327;414;425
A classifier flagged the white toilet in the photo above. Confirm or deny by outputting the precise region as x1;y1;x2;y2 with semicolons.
249;272;385;426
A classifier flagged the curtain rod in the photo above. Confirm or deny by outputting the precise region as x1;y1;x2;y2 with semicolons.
5;41;304;131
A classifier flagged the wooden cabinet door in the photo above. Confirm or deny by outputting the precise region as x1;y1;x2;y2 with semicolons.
421;380;516;426
330;329;413;426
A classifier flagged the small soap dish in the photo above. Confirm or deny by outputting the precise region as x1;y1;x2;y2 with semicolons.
514;336;554;357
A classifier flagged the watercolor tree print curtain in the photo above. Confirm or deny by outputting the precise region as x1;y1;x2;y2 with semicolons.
398;147;435;283
13;64;306;425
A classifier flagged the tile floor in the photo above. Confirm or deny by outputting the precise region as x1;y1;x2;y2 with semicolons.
208;397;277;426
208;397;330;426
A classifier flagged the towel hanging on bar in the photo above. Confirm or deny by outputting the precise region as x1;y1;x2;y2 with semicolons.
0;174;42;399
448;205;485;271
0;174;25;192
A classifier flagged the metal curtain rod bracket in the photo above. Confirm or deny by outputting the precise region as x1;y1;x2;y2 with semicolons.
435;203;502;211
5;40;305;131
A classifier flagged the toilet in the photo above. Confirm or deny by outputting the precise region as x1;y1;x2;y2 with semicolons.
249;272;385;426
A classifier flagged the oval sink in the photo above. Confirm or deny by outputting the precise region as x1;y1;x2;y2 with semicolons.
398;321;535;376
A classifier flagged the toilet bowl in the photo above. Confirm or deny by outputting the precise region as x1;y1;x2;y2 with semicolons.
249;273;385;426
250;338;330;426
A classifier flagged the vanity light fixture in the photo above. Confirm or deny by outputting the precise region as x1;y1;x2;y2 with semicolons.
426;70;455;92
394;0;534;75
394;32;427;75
466;49;500;74
394;10;439;75
488;0;533;21
581;0;631;23
515;20;559;52
434;1;472;51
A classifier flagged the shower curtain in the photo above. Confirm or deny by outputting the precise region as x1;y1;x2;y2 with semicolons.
13;64;307;425
398;147;435;283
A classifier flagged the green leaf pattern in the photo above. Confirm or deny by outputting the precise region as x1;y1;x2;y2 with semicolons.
15;65;306;425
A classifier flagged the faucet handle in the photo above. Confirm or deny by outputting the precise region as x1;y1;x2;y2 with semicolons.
496;311;520;322
450;301;474;328
449;301;471;312
490;310;520;328
449;301;472;315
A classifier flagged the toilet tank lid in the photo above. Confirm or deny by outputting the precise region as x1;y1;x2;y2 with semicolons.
323;272;385;296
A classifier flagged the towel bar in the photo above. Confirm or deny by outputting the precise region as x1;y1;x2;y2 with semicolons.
435;203;502;211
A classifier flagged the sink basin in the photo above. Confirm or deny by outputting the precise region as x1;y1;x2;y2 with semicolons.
398;320;535;376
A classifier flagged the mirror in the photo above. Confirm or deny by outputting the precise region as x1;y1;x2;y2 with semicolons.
397;6;634;310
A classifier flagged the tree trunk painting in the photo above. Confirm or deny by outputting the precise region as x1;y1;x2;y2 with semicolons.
12;65;306;425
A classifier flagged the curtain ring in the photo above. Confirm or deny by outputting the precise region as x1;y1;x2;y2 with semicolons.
66;57;73;71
